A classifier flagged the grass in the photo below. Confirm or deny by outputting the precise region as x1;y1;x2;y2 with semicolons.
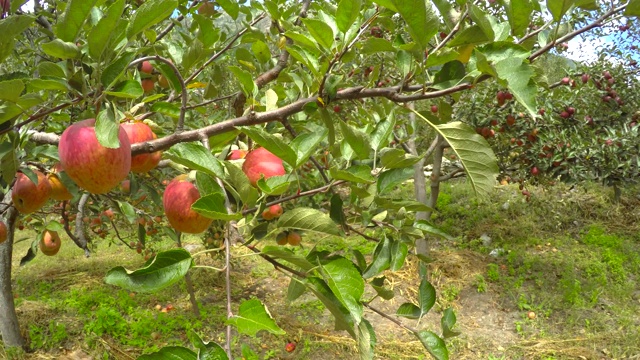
2;180;640;359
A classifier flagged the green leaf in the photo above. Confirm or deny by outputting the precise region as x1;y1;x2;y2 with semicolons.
101;52;136;89
151;102;180;118
356;319;376;359
441;308;461;339
319;108;335;147
433;60;466;89
547;0;575;22
412;111;498;198
305;277;355;336
88;0;125;59
55;0;99;42
104;249;194;293
447;26;490;47
503;0;534;37
117;201;137;224
370;277;395;300
277;207;339;236
0;15;35;41
224;162;258;207
195;171;224;197
418;277;436;315
192;193;242;221
416;331;449;360
389;239;408;271
377;167;414;194
261;246;315;271
320;257;365;321
302;18;334;52
380;149;423;169
468;4;495;40
227;298;285;336
104;80;144;99
361;37;396;53
291;130;327;167
95;106;121;149
251;41;271;64
373;0;438;50
256;175;294;196
41;39;81;59
362;236;391;279
228;66;256;97
137;346;197;360
29;79;68;92
336;0;362;33
396;302;421;319
625;0;640;16
329;194;346;226
370;114;395;151
0;80;24;102
374;197;433;212
217;0;240;19
127;0;178;40
414;221;453;240
239;127;297;167
329;165;375;184
165;142;225;179
338;121;370;160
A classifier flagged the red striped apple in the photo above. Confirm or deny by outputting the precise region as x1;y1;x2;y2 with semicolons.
122;122;162;173
163;175;212;234
58;119;131;194
12;171;52;214
242;148;285;186
0;221;7;244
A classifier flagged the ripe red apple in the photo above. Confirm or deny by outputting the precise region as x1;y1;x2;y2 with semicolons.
276;232;288;245
0;221;7;244
561;77;570;85
530;167;539;176
141;79;155;93
227;149;247;160
12;171;52;214
59;119;131;194
39;230;61;256
430;105;438;113
242;148;285;186
496;91;505;105
198;0;216;16
285;342;296;353
287;231;302;246
581;74;590;83
120;179;131;193
603;70;612;79
122;122;162;173
262;204;283;221
163;175;213;234
538;108;545;115
560;111;570;119
506;114;516;126
140;61;154;74
504;92;513;100
333;105;341;113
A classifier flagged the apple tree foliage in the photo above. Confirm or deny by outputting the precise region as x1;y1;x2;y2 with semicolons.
1;0;639;359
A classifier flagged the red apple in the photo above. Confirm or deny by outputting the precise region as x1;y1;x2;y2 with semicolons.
227;149;247;160
158;75;170;89
430;105;438;113
59;119;131;194
120;179;131;193
262;204;283;220
163;175;213;234
0;221;7;244
140;61;154;74
287;231;302;246
242;148;285;187
198;0;216;16
12;171;52;214
141;79;155;93
39;230;61;256
531;167;539;176
122;122;162;173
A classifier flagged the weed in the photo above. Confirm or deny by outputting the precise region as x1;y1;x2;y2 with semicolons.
486;263;500;282
475;274;487;293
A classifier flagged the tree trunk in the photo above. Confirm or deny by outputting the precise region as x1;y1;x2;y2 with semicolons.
426;135;445;219
0;197;25;348
406;104;429;258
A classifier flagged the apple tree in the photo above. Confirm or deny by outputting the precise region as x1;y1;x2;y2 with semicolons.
1;0;639;359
